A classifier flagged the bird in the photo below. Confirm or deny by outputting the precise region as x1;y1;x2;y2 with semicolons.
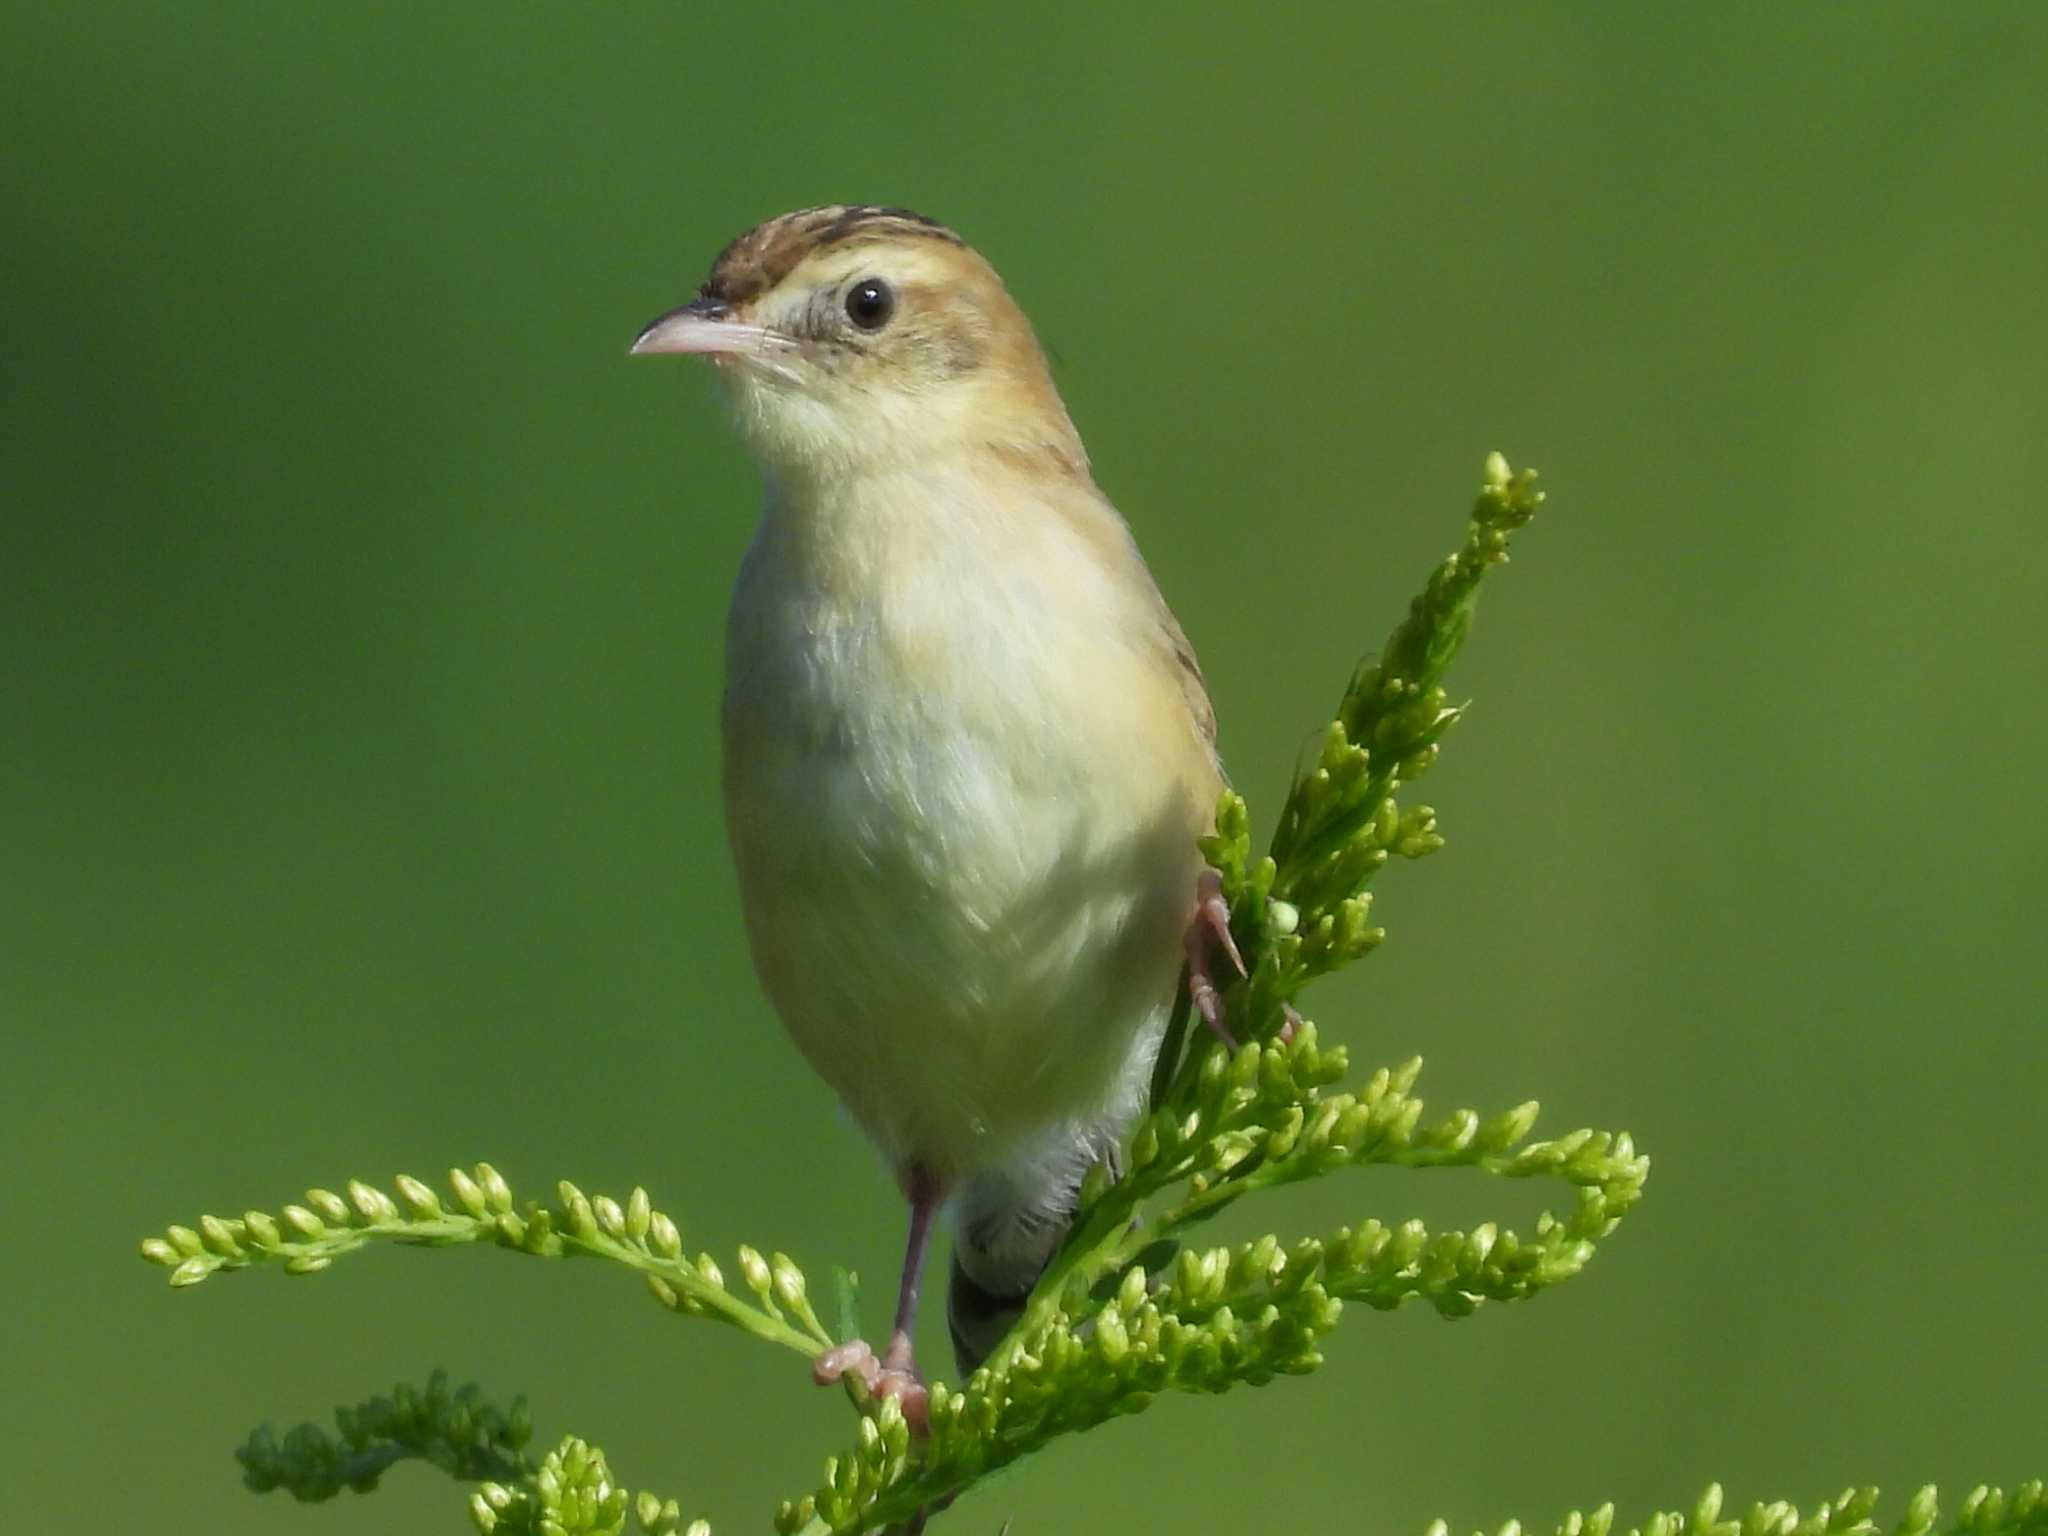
630;205;1239;1420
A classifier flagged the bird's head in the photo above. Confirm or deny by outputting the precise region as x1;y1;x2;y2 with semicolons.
631;205;1085;483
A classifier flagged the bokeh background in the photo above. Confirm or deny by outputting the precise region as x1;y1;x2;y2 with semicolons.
6;5;2043;1531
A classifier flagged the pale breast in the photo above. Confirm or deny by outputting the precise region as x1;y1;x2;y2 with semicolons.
719;466;1217;1181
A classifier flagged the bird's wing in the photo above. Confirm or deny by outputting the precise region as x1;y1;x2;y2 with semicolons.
1157;597;1222;770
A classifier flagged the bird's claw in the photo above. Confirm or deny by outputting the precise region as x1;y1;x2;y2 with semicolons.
814;1332;931;1434
813;1338;882;1391
1277;1000;1304;1045
1186;867;1247;1050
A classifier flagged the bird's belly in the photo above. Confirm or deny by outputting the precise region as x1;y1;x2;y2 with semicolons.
724;659;1198;1181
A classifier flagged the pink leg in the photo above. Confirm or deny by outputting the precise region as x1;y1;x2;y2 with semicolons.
814;1167;944;1434
1186;867;1248;1049
1277;1000;1304;1045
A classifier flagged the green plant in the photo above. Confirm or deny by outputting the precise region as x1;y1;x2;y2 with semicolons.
140;456;2040;1536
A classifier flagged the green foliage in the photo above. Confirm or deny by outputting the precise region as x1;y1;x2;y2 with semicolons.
137;455;2031;1534
1444;1482;2048;1536
140;1166;831;1360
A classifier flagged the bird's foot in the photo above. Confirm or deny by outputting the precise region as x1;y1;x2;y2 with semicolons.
1277;1000;1304;1045
813;1330;931;1434
1185;866;1247;1049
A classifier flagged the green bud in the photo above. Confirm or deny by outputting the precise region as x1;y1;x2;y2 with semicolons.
170;1255;213;1286
346;1181;399;1224
280;1204;325;1239
1366;1085;1409;1135
241;1210;282;1250
1257;1043;1295;1099
648;1212;682;1259
139;1236;179;1266
1209;1129;1257;1174
1426;1108;1477;1153
1316;722;1354;774
625;1187;652;1242
1287;1018;1324;1068
695;1253;724;1288
393;1175;441;1219
1306;1284;1343;1331
1331;1100;1373;1152
198;1215;243;1258
1692;1485;1723;1527
1226;1039;1261;1092
306;1187;353;1223
874;1393;907;1435
1096;1305;1129;1365
475;1163;514;1212
446;1167;487;1219
770;1253;808;1310
281;1254;331;1276
591;1194;626;1238
1078;1160;1112;1208
1393;737;1440;781
1214;789;1249;842
1389;1096;1422;1145
1390;1220;1427;1268
737;1245;772;1297
1117;1265;1148;1313
1477;1101;1540;1154
1263;1105;1304;1162
1265;900;1298;936
1130;1119;1160;1170
1303;1099;1344;1152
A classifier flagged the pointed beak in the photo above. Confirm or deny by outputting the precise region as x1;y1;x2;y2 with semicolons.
629;296;783;358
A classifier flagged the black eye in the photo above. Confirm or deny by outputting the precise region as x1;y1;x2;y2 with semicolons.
845;278;894;331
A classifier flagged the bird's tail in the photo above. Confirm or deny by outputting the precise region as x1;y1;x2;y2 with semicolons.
945;1126;1121;1375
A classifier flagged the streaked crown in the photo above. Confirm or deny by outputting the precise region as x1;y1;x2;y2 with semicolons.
699;205;964;308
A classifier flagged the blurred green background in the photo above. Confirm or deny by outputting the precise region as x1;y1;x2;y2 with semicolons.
5;3;2043;1531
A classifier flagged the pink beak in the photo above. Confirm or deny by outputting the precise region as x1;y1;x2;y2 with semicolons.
629;297;783;358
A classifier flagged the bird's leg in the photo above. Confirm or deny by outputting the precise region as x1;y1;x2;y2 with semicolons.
813;1166;944;1434
1185;866;1247;1049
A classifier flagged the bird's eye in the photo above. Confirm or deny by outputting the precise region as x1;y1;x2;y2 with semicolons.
845;278;894;331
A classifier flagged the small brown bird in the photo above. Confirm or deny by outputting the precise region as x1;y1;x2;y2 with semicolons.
632;206;1236;1416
